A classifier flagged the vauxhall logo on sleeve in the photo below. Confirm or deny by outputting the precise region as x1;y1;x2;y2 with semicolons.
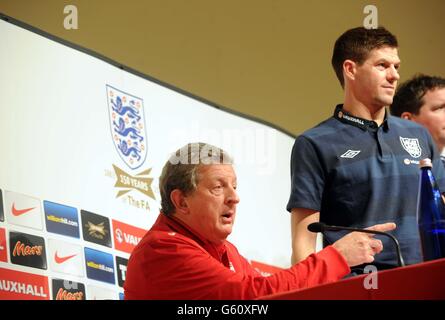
84;247;115;284
4;191;43;231
0;267;49;300
52;278;85;300
47;239;84;277
9;231;47;270
44;200;80;239
112;219;146;254
81;210;112;248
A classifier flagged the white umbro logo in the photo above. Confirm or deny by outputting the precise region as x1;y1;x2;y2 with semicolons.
340;150;361;158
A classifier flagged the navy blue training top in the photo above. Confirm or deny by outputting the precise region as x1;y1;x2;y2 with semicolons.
287;104;445;268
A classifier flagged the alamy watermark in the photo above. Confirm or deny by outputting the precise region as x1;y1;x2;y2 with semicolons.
63;5;78;30
363;5;378;29
363;265;378;289
167;126;277;175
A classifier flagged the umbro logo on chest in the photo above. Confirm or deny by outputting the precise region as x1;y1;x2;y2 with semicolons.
340;150;361;159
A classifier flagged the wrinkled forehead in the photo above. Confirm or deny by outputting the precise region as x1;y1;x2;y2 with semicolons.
365;46;400;63
196;164;237;182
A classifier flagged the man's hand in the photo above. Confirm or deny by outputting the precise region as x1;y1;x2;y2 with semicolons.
332;223;397;267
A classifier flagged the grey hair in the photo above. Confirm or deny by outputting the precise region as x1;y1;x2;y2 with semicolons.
159;142;233;216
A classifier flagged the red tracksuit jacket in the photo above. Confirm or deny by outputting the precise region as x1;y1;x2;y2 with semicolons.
124;213;349;299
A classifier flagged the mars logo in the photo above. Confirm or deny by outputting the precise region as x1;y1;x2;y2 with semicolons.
81;210;112;248
107;85;147;170
112;219;146;254
13;241;43;257
0;267;49;300
52;279;85;300
9;232;47;270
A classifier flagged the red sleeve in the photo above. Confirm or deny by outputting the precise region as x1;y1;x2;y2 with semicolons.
125;233;349;300
208;244;349;299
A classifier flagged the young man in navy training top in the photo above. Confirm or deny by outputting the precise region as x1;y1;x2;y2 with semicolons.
390;74;445;166
287;27;445;273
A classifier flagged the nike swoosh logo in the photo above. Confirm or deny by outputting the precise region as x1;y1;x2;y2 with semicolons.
54;252;77;264
11;203;35;216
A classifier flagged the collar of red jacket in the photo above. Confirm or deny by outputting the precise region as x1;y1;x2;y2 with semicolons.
153;212;229;265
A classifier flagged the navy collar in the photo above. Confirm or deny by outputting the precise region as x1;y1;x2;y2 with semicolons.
333;104;390;132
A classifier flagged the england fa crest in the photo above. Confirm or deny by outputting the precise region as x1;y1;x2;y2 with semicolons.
400;137;422;158
107;85;147;170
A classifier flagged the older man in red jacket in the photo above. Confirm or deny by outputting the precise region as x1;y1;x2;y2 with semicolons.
124;142;395;299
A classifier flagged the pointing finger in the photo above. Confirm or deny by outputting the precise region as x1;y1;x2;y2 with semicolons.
365;222;396;233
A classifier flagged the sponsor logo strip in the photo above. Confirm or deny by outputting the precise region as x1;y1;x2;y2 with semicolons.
47;239;84;277
112;219;146;254
84;247;115;284
9;231;47;270
81;210;112;247
0;267;49;300
4;191;43;230
52;278;85;300
115;256;128;288
44;200;80;238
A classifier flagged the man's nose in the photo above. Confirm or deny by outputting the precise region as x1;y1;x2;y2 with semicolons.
388;66;400;81
226;187;240;204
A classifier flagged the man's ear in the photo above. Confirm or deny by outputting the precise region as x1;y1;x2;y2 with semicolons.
170;189;189;215
400;111;413;120
343;59;356;83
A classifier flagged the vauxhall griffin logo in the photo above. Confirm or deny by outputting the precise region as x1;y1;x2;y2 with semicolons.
400;137;422;158
107;85;147;170
115;229;124;244
115;228;141;246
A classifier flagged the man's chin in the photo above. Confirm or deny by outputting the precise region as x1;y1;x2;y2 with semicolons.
380;96;394;106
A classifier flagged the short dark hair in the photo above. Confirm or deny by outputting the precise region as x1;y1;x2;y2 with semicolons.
390;74;445;116
332;27;398;88
159;142;233;216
